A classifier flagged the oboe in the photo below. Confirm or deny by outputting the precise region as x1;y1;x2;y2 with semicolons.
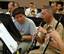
25;22;43;54
31;22;43;48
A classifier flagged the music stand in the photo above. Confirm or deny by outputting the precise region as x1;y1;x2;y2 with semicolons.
0;22;18;54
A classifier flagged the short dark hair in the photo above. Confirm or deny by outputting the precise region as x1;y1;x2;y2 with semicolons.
30;2;34;5
12;7;25;17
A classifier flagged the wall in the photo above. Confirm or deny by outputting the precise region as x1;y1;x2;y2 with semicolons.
15;0;49;8
0;0;49;8
0;0;64;8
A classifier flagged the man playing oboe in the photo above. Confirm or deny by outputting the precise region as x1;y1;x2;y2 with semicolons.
29;8;63;54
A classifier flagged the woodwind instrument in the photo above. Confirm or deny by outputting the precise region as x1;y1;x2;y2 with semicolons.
25;22;43;54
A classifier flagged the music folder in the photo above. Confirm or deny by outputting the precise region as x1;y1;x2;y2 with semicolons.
0;22;18;54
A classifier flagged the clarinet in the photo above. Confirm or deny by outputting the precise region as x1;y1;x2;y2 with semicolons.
25;22;42;54
30;22;43;49
24;28;39;54
31;22;42;49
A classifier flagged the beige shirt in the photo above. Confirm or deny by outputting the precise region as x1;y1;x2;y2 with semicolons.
28;18;63;54
39;18;63;54
43;18;63;37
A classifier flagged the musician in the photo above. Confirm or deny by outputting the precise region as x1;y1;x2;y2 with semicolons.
56;3;63;14
25;2;37;17
50;2;63;14
6;1;19;22
12;7;36;54
6;1;19;15
29;8;63;54
50;2;57;14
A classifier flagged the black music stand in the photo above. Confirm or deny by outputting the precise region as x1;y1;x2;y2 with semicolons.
0;22;19;54
0;13;22;54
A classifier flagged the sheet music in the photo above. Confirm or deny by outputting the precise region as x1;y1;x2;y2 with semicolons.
0;23;18;54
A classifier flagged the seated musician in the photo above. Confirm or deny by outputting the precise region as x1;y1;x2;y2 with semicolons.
25;2;38;17
6;1;19;22
12;7;37;54
29;8;63;54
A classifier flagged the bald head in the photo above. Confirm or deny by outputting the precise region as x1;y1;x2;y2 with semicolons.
41;9;53;24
